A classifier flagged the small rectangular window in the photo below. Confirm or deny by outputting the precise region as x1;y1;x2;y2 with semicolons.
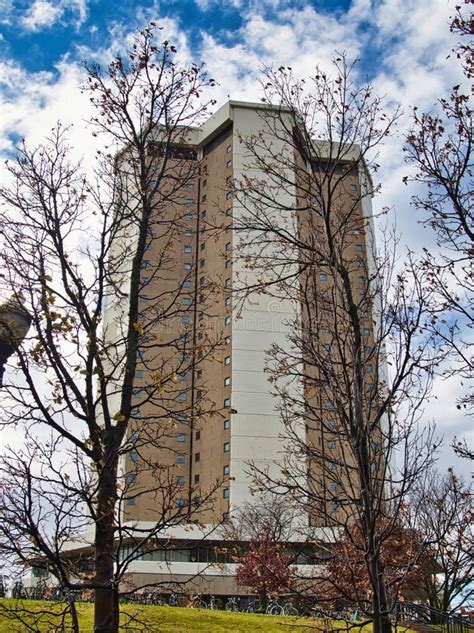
200;258;205;268
176;498;185;507
225;242;232;251
225;260;231;268
196;430;201;440
135;370;143;378
366;365;373;373
223;488;229;498
201;194;207;202
177;433;186;442
180;372;187;381
200;242;205;251
223;442;230;452
226;191;233;200
181;316;190;325
225;278;231;288
224;356;231;365
319;273;328;281
141;260;150;269
177;476;185;486
226;159;232;168
185;199;193;205
194;474;200;484
202;179;207;187
176;455;185;464
225;297;231;306
200;276;205;286
350;184;357;192
323;343;331;352
226;208;232;216
130;450;139;462
225;316;231;326
178;392;187;402
185;213;193;221
224;377;231;386
195;452;200;462
182;297;191;305
126;497;136;506
329;482;337;491
224;419;230;429
225;336;231;345
184;263;192;271
224;398;231;407
355;244;363;252
363;327;370;336
226;145;232;153
183;280;191;288
332;501;339;512
358;276;366;284
328;440;336;449
223;465;230;475
325;400;335;409
184;245;192;253
184;230;193;237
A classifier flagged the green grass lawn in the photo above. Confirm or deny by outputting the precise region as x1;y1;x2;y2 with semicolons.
0;599;378;632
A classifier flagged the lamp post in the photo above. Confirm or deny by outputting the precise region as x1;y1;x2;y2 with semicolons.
0;296;32;387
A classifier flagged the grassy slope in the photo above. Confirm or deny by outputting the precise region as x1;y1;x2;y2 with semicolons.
0;599;377;632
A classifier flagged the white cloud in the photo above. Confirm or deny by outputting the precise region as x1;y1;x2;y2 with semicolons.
22;1;63;30
0;58;98;169
20;0;89;31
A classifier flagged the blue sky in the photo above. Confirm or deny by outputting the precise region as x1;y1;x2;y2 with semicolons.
0;0;471;475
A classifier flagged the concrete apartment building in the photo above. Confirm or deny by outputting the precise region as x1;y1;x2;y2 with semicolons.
57;100;375;597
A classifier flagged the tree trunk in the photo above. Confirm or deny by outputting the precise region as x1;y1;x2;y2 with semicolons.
371;558;392;633
259;589;267;612
94;457;119;633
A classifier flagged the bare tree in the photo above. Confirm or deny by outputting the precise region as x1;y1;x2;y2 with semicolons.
403;1;473;440
409;468;473;613
0;24;221;633
232;58;444;633
224;495;298;543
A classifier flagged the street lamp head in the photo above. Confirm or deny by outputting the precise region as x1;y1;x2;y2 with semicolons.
0;295;32;387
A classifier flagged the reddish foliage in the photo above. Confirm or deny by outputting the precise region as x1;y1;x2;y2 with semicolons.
323;522;432;607
236;529;296;599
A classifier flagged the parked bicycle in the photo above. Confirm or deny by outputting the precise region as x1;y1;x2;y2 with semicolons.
266;598;284;615
169;592;178;607
208;595;218;610
225;596;240;612
282;601;298;616
187;593;207;609
246;598;261;613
